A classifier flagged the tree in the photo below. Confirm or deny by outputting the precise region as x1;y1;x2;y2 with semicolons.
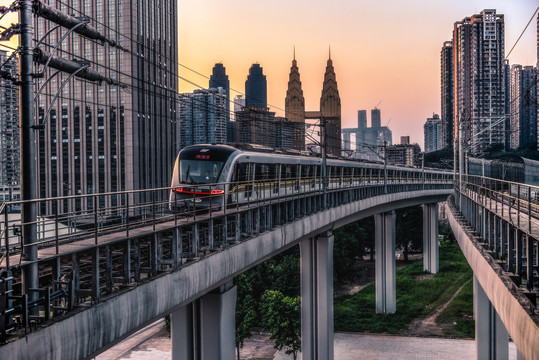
235;273;258;359
395;206;423;260
261;290;301;360
333;222;368;282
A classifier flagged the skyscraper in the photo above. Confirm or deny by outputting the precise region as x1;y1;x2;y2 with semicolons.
510;65;537;149
0;50;19;201
209;63;230;123
424;114;443;153
179;88;228;148
440;41;453;148
245;64;267;108
358;110;367;129
285;55;306;151
320;54;342;156
371;108;381;128
452;9;505;153
35;0;178;213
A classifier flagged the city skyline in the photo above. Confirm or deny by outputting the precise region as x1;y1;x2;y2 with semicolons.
178;0;537;146
0;1;536;147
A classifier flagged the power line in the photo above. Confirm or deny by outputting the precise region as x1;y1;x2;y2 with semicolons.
506;5;539;59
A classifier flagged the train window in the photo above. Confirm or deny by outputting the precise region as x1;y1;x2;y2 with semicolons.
179;159;224;184
283;164;298;179
255;164;270;181
236;163;254;183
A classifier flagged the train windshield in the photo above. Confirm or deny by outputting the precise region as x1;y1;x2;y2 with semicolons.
179;160;224;185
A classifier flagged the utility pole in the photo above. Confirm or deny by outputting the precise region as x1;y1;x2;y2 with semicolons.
20;0;38;306
321;117;327;209
383;141;387;194
421;152;425;190
458;115;464;209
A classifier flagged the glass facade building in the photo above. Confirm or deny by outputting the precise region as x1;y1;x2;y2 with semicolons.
34;0;178;214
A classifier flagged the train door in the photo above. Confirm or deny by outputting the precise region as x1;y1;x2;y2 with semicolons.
236;162;254;201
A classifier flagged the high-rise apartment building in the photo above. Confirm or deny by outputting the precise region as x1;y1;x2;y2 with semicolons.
371;108;381;128
424;114;443;153
35;0;177;214
285;56;305;151
440;41;453;148
0;50;19;200
503;59;511;150
509;65;537;149
179;88;228;148
245;64;267;108
452;9;505;154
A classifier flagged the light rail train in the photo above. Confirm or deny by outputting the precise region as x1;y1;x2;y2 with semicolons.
169;144;452;212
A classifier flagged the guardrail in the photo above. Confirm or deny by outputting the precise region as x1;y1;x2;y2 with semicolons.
0;170;453;339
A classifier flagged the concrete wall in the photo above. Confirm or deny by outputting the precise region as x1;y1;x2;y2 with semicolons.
447;200;539;360
1;189;451;360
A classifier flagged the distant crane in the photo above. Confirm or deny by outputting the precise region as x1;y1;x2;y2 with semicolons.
374;100;382;109
386;118;392;126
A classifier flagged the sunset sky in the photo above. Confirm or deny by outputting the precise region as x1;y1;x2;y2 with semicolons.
179;0;538;146
1;1;537;147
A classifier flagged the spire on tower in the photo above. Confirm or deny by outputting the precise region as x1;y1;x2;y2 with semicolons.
329;45;331;60
293;45;295;61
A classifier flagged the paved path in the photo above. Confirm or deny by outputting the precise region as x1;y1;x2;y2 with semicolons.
97;321;518;360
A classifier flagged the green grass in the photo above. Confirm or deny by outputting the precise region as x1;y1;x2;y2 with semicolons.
334;240;473;335
436;278;475;338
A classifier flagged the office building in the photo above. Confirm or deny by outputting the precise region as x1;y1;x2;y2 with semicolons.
387;143;421;167
401;136;410;145
440;41;453;148
285;55;306;151
424;114;443;153
179;88;228;148
236;107;293;150
358;110;367;129
320;55;342;156
245;64;267;108
371;108;381;128
284;51;342;155
35;0;178;214
510;65;537;149
452;9;505;153
0;50;19;201
209;63;230;123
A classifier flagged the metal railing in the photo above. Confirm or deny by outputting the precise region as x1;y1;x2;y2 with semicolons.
0;169;453;338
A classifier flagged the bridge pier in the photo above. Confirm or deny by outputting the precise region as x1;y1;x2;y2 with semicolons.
474;275;508;360
171;281;237;360
300;231;334;360
375;210;396;314
422;203;439;274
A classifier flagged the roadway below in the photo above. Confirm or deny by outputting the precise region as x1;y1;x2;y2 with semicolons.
97;320;518;360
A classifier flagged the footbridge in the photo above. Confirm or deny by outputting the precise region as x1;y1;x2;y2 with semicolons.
0;168;452;359
448;175;539;360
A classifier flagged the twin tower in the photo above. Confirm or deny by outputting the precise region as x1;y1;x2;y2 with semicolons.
285;51;342;155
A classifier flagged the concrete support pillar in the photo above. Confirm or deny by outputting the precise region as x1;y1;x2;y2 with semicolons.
300;232;334;360
375;211;396;314
422;203;439;274
171;282;237;360
474;276;508;360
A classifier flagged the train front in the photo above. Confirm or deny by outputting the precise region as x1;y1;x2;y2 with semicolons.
169;145;237;212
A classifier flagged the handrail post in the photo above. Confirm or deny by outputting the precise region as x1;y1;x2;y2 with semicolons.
4;205;9;269
126;193;130;237
55;199;59;255
94;194;98;246
152;190;156;232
